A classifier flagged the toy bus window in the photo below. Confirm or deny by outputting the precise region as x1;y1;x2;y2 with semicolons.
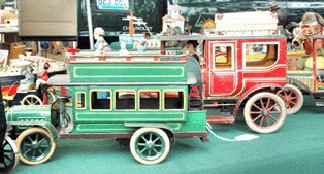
244;44;279;68
116;91;135;110
164;91;184;110
76;92;86;109
214;46;232;69
139;91;160;110
90;91;111;110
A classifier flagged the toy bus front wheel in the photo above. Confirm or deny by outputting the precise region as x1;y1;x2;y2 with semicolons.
130;128;170;165
15;128;56;165
0;136;19;173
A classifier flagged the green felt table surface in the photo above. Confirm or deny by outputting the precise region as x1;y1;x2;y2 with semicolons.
10;96;324;174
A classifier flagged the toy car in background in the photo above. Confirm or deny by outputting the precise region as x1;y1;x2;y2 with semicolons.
286;35;324;108
3;84;56;109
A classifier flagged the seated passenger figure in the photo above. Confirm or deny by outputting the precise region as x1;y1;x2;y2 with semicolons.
137;39;147;52
36;63;50;89
94;27;111;55
185;40;200;62
18;66;35;92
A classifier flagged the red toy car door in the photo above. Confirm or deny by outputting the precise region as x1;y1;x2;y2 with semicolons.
208;42;237;97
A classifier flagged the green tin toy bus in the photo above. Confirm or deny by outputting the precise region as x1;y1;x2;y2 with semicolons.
5;55;208;165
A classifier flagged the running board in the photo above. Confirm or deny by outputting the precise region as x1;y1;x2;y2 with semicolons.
206;115;235;124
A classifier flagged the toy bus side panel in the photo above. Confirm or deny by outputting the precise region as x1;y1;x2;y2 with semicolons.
237;39;287;94
69;85;191;133
204;39;287;98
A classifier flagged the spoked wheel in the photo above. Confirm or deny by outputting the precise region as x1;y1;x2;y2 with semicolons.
0;136;19;173
22;95;43;106
15;128;56;165
46;92;56;104
130;128;170;165
277;84;303;114
245;93;287;134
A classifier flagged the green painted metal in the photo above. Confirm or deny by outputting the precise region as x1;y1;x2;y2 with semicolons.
182;111;207;132
71;124;136;133
6;105;52;123
70;63;187;82
6;105;59;142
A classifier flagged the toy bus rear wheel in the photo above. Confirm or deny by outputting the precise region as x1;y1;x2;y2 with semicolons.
277;84;303;114
15;128;56;165
0;136;19;173
245;92;287;134
130;128;170;165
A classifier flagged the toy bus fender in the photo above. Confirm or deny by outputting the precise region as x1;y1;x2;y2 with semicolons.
232;83;283;117
125;122;175;145
7;121;60;143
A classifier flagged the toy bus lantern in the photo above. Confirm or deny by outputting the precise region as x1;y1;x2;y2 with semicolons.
5;54;208;165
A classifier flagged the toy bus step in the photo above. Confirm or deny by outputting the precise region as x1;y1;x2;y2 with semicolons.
315;102;324;107
203;103;236;108
206;115;235;124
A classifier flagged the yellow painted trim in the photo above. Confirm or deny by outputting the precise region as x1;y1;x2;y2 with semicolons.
138;90;161;111
75;124;131;131
89;90;112;111
75;92;87;109
115;90;137;111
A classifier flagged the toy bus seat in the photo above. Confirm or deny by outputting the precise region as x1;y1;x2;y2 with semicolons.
246;44;279;67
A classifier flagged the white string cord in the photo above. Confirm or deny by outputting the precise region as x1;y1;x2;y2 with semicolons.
206;123;259;141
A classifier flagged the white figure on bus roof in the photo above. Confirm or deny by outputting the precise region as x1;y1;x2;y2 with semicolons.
94;27;111;55
119;42;129;56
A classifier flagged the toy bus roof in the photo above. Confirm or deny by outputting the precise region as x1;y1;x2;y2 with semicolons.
47;73;198;86
159;35;286;41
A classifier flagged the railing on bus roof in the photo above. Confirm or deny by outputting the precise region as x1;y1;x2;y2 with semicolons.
69;55;188;64
204;28;281;36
